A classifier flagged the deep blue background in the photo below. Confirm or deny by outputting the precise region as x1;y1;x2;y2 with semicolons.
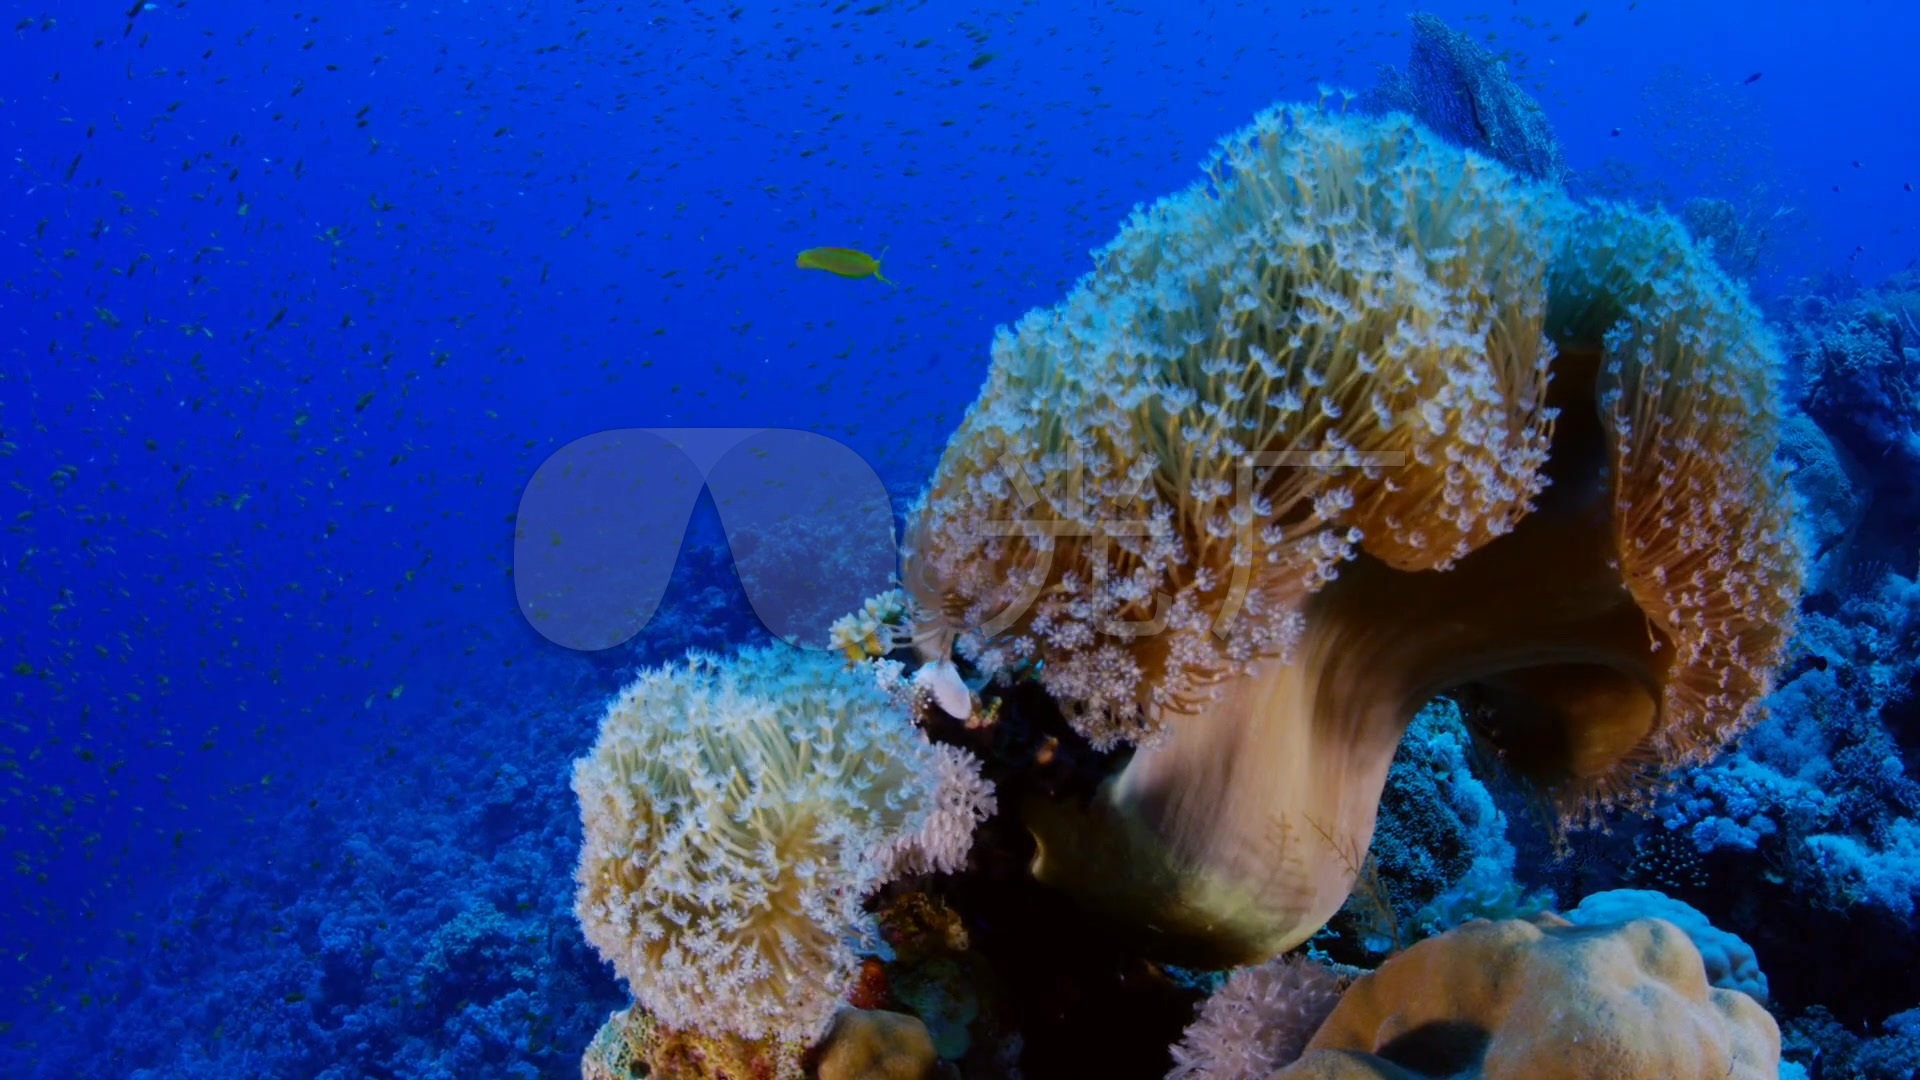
2;0;1916;1071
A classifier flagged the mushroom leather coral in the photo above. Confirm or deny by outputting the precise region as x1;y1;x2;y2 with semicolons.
570;647;994;1044
904;104;1801;963
1273;913;1781;1080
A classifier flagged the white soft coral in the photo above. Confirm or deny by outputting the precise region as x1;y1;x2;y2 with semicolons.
570;646;994;1043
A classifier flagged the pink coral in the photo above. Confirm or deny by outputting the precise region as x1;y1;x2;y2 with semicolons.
1168;955;1346;1079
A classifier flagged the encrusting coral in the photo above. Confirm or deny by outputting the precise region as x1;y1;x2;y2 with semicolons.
581;1002;943;1080
903;103;1802;964
570;646;995;1048
580;1006;804;1080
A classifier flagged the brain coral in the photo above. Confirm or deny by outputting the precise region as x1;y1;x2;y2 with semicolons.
904;104;1802;963
571;647;994;1043
1565;888;1768;1003
1275;913;1780;1080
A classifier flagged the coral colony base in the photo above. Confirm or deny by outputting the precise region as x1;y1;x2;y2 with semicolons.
570;98;1804;1080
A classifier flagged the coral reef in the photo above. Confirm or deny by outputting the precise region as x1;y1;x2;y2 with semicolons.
1648;569;1920;1036
1782;1006;1920;1080
1679;197;1782;284
37;67;1895;1080
1277;914;1779;1080
1784;270;1920;471
887;682;1215;1076
1775;411;1869;595
1359;13;1567;183
906;101;1801;965
2;646;629;1080
1311;700;1548;961
571;646;994;1044
1352;705;1487;933
1567;267;1920;1076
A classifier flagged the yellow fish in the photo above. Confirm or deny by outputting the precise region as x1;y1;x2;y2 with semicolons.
796;245;894;286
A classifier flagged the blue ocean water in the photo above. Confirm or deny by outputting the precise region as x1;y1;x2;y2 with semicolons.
3;1;1919;1077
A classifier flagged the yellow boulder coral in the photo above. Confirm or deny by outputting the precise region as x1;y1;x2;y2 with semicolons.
814;1009;942;1080
904;104;1801;963
1275;913;1780;1080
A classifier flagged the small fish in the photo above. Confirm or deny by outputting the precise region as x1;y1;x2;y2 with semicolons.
1573;10;1590;26
796;246;894;286
1741;72;1763;85
1610;127;1622;137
